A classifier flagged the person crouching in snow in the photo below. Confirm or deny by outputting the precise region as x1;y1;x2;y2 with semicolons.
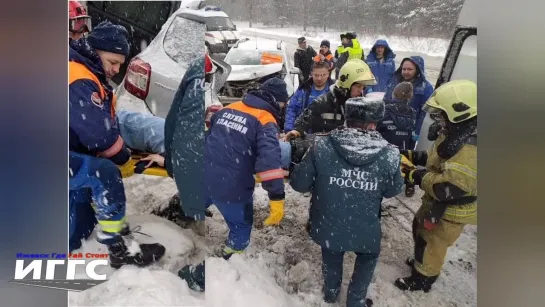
377;81;418;197
290;97;404;307
395;80;477;293
69;21;166;266
69;152;165;267
206;77;288;258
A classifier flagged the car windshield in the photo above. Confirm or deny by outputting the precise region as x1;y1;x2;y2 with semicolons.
206;17;235;31
224;49;283;65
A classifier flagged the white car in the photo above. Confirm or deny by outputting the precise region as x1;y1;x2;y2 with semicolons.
115;9;231;119
184;6;241;54
218;37;300;104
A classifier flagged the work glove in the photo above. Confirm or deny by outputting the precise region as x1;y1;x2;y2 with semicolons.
423;203;447;230
400;150;414;164
412;134;420;142
264;199;285;226
117;158;136;178
401;165;426;187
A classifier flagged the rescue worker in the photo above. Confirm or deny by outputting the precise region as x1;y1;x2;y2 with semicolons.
294;37;317;83
394;80;477;292
284;61;334;132
383;56;434;148
313;40;335;75
283;59;376;141
366;39;396;92
290;96;404;307
177;78;289;292
69;1;91;41
376;82;417;197
205;77;288;257
335;32;365;79
69;21;165;266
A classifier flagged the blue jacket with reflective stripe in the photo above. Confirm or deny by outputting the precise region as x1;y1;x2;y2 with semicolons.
205;91;285;203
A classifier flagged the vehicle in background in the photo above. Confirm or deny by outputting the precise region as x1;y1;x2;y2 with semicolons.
218;37;299;105
114;9;231;120
183;6;240;54
416;0;477;150
85;0;207;84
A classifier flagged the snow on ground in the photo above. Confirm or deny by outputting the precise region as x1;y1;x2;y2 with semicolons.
68;195;208;306
70;172;476;306
206;184;477;307
234;21;450;57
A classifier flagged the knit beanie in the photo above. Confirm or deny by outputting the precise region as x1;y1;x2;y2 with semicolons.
345;96;385;124
260;78;289;102
87;21;130;57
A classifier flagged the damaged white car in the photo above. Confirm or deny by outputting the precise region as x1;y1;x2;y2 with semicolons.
218;37;299;104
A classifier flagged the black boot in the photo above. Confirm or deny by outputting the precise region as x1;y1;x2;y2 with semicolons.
405;184;415;197
108;232;166;269
394;268;438;292
178;262;205;292
365;298;374;306
151;193;203;228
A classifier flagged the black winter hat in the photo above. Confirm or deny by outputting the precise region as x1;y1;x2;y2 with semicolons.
320;40;330;48
87;21;130;57
345;96;385;124
261;77;289;102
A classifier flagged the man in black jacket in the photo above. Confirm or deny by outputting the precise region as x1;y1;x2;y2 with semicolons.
283;59;376;141
294;37;317;83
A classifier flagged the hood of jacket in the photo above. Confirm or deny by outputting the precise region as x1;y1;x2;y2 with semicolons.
242;90;281;122
393;56;429;93
329;127;391;166
368;39;396;61
385;102;416;131
69;38;110;89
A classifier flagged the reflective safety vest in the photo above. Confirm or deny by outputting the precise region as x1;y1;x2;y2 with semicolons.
68;61;117;119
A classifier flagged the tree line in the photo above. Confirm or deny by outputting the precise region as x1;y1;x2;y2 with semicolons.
207;0;464;39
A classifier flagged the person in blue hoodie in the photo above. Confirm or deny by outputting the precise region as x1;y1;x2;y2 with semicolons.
69;21;165;267
383;56;434;148
284;61;333;132
366;39;396;92
290;96;404;307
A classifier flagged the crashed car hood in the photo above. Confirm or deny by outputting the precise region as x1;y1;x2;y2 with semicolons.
226;63;283;81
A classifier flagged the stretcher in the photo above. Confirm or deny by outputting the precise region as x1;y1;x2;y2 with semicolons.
131;153;169;177
131;153;291;183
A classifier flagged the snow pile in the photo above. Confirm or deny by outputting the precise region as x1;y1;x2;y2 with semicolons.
68;213;208;306
70;174;476;306
206;255;309;307
69;266;204;306
235;21;449;57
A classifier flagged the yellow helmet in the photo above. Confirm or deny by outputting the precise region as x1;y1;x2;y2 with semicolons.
335;59;377;90
424;79;477;123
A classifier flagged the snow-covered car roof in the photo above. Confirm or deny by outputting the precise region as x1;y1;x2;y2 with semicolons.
182;8;228;18
236;38;283;51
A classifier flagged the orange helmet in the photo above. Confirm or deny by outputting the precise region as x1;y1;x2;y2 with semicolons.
69;1;91;34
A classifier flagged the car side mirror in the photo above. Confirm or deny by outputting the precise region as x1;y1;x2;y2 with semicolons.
289;67;301;75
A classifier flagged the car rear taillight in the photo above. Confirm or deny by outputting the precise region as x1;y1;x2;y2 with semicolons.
124;58;151;100
205;105;223;128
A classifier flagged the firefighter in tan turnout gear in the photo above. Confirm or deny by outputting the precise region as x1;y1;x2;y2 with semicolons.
394;79;477;292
